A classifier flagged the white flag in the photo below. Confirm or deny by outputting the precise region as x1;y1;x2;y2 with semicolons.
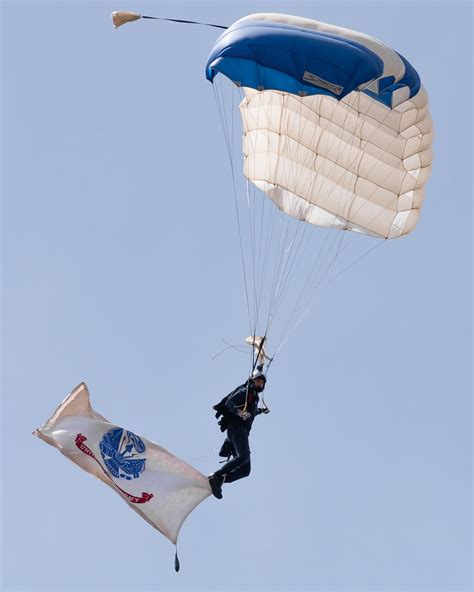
35;383;211;548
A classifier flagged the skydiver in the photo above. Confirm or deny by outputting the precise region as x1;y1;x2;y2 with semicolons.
208;371;269;499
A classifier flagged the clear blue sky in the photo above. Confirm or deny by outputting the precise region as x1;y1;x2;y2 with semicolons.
1;1;472;591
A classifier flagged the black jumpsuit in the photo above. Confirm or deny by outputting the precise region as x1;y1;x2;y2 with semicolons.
214;383;261;483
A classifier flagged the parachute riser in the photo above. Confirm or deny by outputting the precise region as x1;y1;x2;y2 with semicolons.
242;335;272;413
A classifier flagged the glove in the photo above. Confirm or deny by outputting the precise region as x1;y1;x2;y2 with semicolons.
237;409;251;420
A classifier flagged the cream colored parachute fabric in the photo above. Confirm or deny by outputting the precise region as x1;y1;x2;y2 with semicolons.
240;86;433;239
35;383;211;546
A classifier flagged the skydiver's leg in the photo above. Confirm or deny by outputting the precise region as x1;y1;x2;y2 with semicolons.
213;423;250;479
224;459;251;483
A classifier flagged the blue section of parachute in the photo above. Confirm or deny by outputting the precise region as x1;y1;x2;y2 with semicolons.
206;19;383;98
206;19;421;105
364;53;421;106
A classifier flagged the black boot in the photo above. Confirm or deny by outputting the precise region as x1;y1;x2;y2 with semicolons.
208;473;224;499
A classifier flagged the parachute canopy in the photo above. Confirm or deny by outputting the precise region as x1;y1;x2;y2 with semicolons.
206;13;433;238
35;383;211;546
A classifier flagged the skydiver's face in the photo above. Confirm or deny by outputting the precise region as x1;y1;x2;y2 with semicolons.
253;378;265;391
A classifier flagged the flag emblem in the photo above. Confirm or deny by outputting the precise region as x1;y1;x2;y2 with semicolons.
99;427;146;480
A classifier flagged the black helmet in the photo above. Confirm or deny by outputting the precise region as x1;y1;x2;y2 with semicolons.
250;370;267;391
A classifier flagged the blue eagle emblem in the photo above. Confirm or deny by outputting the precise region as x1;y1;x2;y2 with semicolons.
99;427;147;480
